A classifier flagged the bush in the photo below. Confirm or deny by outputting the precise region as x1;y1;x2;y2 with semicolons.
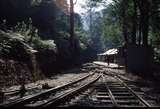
0;30;32;61
154;48;160;64
11;18;57;52
32;37;57;52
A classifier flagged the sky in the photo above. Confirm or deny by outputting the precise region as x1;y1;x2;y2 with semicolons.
69;0;113;14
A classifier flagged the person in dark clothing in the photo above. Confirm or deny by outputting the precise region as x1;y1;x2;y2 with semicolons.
0;89;4;103
107;55;110;66
19;83;26;98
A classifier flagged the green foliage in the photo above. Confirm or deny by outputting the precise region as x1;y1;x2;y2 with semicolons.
154;48;160;63
73;13;92;51
55;14;70;32
12;18;39;43
102;23;122;46
0;30;32;60
81;0;105;52
0;18;57;57
102;4;123;47
75;30;89;50
10;18;57;52
151;0;160;38
32;37;57;51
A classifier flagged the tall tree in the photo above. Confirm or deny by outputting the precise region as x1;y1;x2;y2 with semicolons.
121;0;129;45
70;0;74;52
137;0;151;46
69;0;77;54
131;0;138;44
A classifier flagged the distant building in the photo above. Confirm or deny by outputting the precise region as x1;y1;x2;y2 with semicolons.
97;48;118;62
97;48;125;65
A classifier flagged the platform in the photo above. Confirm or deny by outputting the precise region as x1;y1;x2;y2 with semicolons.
93;61;125;69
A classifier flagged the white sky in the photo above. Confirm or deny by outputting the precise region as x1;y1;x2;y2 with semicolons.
67;0;113;14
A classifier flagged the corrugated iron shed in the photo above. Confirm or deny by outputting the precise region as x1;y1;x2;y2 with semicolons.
98;48;118;56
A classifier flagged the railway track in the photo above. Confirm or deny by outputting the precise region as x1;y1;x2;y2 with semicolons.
3;86;41;101
0;63;158;107
34;74;101;108
101;73;151;107
62;72;154;107
0;72;95;108
3;71;96;98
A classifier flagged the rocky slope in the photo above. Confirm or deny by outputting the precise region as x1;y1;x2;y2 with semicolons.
0;30;58;87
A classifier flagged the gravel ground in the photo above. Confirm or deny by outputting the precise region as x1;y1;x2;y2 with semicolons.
2;69;89;93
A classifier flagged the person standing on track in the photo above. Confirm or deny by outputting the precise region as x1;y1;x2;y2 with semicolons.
107;55;110;66
19;77;27;98
0;88;4;103
19;83;26;98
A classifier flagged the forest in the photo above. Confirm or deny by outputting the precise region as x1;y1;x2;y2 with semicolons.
0;0;160;86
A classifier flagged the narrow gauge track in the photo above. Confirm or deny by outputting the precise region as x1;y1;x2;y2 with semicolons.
2;64;97;98
0;63;156;107
3;66;96;98
3;86;42;102
4;87;39;96
101;73;151;107
0;72;95;108
28;74;101;108
62;73;152;107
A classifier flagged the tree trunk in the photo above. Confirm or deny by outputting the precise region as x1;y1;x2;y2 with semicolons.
138;20;142;45
70;0;75;53
131;0;138;44
137;0;142;45
138;0;150;46
122;0;128;45
142;13;149;46
89;8;93;36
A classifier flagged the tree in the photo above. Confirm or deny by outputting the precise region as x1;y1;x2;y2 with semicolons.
69;0;75;53
107;0;153;46
82;0;105;52
102;6;123;48
69;0;79;55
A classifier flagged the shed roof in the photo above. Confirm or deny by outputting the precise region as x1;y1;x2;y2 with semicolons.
98;48;118;56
